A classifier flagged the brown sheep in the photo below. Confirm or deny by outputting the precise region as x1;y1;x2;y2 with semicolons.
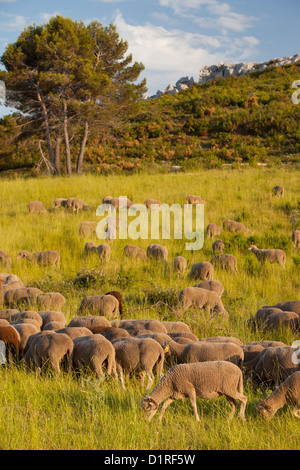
67;316;111;331
292;230;300;249
12;323;40;355
36;293;66;311
39;311;66;328
17;250;60;268
178;287;228;317
79;221;98;237
27;201;48;214
52;198;67;209
248;245;286;268
84;242;98;256
211;254;238;274
193;280;224;297
144;199;160;209
97;244;111;261
0;309;19;320
188;261;214;281
212;240;225;254
9;311;43;329
4;287;43;308
78;295;119;320
206;223;221;239
0;325;20;360
56;326;93;340
173;256;187;274
162;321;191;334
223;220;248;234
105;291;124;317
147;244;168;262
186;195;206;205
260;311;300;332
123;245;147;261
0;250;12;269
272;185;284;198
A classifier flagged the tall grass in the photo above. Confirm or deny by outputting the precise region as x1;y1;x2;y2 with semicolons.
0;167;299;449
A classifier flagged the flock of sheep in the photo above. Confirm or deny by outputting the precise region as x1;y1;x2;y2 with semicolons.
0;184;300;424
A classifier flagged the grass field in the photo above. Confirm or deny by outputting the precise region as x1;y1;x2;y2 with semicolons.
0;166;299;450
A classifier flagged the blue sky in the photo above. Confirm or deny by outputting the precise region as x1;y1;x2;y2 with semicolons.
0;0;299;113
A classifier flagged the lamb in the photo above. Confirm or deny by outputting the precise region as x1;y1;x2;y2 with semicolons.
0;250;12;269
79;221;98;237
212;240;225;254
0;325;20;360
206;223;221;239
173;256;187;274
223;220;248;234
27;201;48;214
147;244;168;262
97;244;111;261
186;195;206;205
166;340;244;369
78;295;119;320
248;245;286;267
211;254;238;274
36;293;66;311
112;337;165;389
21;331;74;375
292;230;300;249
56;326;93;340
178;287;228;317
12;323;40;355
67;315;111;331
72;334;118;382
17;250;60;268
123;245;147;261
193;280;224;297
272;185;284;198
257;372;300;420
141;361;247;421
188;261;214;281
84;242;98;256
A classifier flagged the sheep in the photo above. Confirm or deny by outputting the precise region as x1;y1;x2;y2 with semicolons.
10;318;41;330
97;244;111;261
123;245;147;261
193;280;224;297
198;336;243;346
67;316;111;331
147;244;168;262
188;261;214;281
4;287;43;308
264;300;300;314
12;323;40;355
223;220;248;234
186;195;206;205
120;319;167;335
144;199;160;209
71;198;88;213
212;240;225;254
162;321;191;334
0;274;25;292
56;326;93;340
0;325;20;360
9;311;43;329
272;185;284;198
206;223;221;239
136;332;173;347
292;230;300;249
211;254;238;274
173;256;187;274
241;344;265;363
0;319;10;326
112;337;165;389
27;201;48;214
97;327;131;342
79;221;98;237
0;250;12;269
0;309;19;320
21;331;74;375
248;245;286;268
249;306;284;328
169;332;199;342
43;321;67;331
141;361;247;422
166;340;244;369
36;293;66;311
257;372;300;420
78;295;119;320
16;250;61;268
72;334;118;382
260;311;300;332
105;291;124;318
106;197;133;210
52;198;67;209
84;242;98;256
178;287;228;317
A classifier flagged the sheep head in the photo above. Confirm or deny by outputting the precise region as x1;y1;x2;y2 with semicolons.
141;396;158;421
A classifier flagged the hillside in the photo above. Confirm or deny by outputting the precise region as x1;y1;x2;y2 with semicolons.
1;62;300;174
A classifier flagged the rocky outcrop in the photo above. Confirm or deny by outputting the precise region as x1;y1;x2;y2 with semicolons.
145;76;195;100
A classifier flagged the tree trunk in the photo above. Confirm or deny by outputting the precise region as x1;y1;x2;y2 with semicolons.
63;100;72;174
36;88;57;174
54;136;62;175
76;120;89;174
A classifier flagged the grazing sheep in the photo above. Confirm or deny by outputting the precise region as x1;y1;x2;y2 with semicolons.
56;326;93;340
79;221;98;237
112;337;165;389
198;336;243;346
248;245;286;268
97;327;131;342
212;240;225;254
249;307;284;328
10;318;41;330
173;256;187;274
42;321;67;331
166;340;244;369
27;201;48;214
241;344;265;363
123;245;147;261
52;198;67;209
97;244;111;261
107;197;133;210
67;316;111;331
78;295;119;320
188;261;214;281
4;287;43;308
260;311;300;332
72;334;118;382
223;220;248;234
137;332;173;347
0;325;20;360
0;250;12;269
17;250;60;268
147;244;168;262
144;199;160;209
186;195;206;205
12;323;40;355
36;293;66;311
264;300;300;314
272;185;284;198
121;319;167;335
193;280;224;298
211;254;238;274
292;230;300;249
206;223;221;239
169;332;199;342
257;372;300;420
102;196;113;204
0;309;19;319
162;321;191;334
105;291;124;317
0;274;25;293
179;287;228;317
141;361;247;421
0;319;10;326
84;242;98;256
21;331;74;375
71;198;87;213
9;311;43;329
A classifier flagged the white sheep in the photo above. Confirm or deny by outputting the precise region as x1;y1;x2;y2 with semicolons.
78;295;119;320
248;245;286;267
141;361;247;421
178;287;228;317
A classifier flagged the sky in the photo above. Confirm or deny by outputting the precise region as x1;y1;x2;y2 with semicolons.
0;0;299;115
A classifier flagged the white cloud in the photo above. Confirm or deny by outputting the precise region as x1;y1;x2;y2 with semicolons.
39;12;61;23
0;12;27;31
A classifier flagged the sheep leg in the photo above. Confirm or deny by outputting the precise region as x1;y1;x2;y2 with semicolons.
225;396;237;420
158;398;174;421
188;392;200;421
117;364;126;389
293;407;300;419
145;370;154;390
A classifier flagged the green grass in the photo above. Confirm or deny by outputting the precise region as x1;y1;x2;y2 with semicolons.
0;166;300;450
